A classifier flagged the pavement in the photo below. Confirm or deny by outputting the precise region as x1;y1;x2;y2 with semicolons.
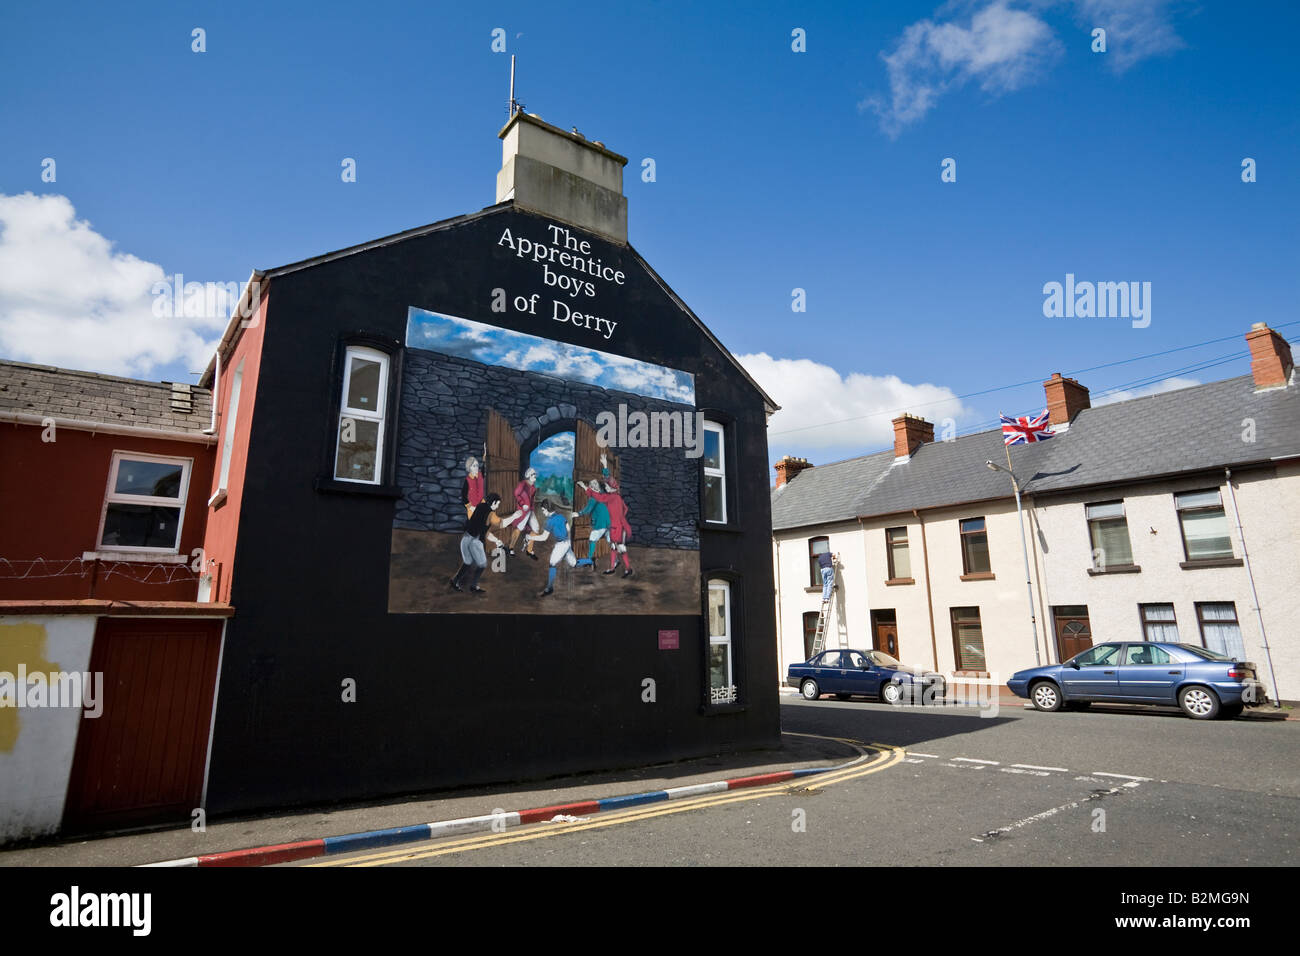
0;729;856;867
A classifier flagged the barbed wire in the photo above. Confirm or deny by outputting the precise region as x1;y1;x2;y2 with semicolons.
0;557;199;584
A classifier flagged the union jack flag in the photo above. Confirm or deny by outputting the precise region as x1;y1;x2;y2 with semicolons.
1000;410;1055;445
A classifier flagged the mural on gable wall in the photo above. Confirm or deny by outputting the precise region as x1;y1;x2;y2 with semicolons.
388;307;702;614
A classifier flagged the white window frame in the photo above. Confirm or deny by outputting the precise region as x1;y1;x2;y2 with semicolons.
1085;499;1134;569
1196;601;1246;659
333;346;389;485
1139;602;1180;642
707;579;735;703
885;526;911;580
703;421;727;524
210;358;245;505
96;451;192;554
1175;489;1234;562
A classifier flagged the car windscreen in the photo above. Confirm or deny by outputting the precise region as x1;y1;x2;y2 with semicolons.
871;652;901;667
1174;644;1235;662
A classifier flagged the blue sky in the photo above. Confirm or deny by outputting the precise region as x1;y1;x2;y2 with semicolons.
407;309;696;403
531;433;575;482
1;1;1296;467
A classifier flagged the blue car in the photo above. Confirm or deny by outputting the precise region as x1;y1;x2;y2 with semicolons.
1007;641;1268;720
787;648;946;704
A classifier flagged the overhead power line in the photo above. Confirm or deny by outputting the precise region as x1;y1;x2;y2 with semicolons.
768;321;1297;438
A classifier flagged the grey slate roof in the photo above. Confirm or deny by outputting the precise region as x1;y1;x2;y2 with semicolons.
0;360;212;435
772;373;1300;530
770;449;895;530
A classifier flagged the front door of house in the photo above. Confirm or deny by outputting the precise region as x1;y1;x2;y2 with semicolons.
1054;607;1093;662
872;610;899;660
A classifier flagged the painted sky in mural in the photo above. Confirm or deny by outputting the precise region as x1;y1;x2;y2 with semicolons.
406;308;695;405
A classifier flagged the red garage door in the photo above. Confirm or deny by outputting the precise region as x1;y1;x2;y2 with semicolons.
62;617;224;833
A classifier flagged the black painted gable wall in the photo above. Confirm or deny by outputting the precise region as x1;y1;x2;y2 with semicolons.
204;206;778;814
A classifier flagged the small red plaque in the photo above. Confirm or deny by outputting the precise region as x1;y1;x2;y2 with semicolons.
658;629;679;650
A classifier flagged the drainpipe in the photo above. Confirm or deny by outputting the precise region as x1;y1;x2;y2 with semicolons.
913;509;939;672
774;538;785;678
203;349;221;435
1224;467;1281;707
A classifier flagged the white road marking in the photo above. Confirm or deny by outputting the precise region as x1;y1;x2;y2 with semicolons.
953;757;1000;765
979;786;1125;840
1092;772;1152;782
1000;767;1050;777
906;752;940;758
903;758;925;763
1012;763;1070;773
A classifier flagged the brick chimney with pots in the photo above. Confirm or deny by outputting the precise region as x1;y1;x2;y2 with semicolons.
774;455;813;488
1246;322;1294;389
1043;372;1090;427
892;414;934;461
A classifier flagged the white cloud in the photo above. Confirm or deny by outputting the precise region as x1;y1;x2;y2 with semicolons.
864;1;1060;137
738;352;970;450
533;432;575;466
1073;0;1185;72
0;193;224;377
863;0;1185;136
1092;375;1199;405
604;359;694;402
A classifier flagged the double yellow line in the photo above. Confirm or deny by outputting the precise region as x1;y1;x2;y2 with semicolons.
306;736;905;867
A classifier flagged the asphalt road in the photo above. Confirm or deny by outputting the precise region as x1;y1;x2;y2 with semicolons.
294;697;1298;867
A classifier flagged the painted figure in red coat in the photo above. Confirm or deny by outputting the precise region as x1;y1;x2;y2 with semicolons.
502;466;540;559
580;453;633;578
462;456;486;519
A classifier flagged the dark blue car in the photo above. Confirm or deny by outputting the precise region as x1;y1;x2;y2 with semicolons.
1007;641;1268;719
787;649;946;704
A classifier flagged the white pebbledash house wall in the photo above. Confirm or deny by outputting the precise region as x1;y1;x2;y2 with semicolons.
771;323;1299;702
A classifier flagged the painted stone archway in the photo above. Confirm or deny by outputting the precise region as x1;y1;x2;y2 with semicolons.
488;409;621;561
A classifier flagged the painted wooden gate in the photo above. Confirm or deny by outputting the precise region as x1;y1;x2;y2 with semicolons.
62;617;224;833
484;408;521;509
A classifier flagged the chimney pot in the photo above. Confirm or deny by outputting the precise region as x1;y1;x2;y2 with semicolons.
1043;372;1090;426
892;414;934;460
774;455;814;488
1245;323;1294;389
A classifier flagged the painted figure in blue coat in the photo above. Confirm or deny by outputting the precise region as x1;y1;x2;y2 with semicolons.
528;503;593;596
572;488;612;568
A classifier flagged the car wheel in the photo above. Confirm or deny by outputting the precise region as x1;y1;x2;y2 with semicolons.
1030;681;1063;712
1179;685;1220;720
800;679;820;701
1220;703;1244;720
882;681;904;705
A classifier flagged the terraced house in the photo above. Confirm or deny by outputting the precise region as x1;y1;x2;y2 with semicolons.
771;323;1297;704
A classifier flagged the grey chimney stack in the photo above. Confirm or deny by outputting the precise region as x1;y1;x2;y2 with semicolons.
496;112;629;244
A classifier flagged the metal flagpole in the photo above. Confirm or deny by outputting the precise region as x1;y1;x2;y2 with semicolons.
1005;442;1042;666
